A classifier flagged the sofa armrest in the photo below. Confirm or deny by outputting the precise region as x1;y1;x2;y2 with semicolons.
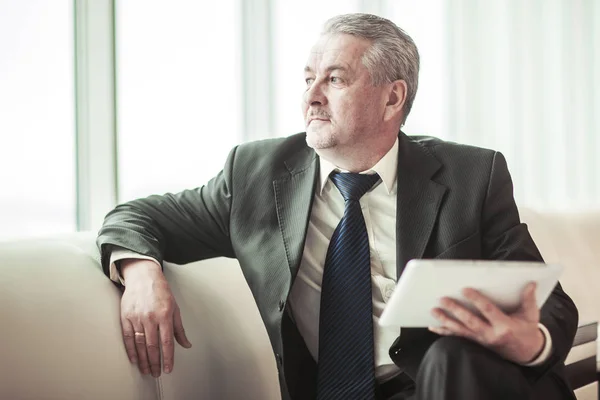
565;321;598;391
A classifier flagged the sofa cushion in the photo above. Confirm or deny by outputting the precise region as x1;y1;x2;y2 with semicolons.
0;232;281;400
0;233;158;400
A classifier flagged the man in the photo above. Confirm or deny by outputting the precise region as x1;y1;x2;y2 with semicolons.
97;13;578;400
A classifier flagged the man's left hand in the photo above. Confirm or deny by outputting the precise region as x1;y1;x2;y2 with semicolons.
429;282;545;364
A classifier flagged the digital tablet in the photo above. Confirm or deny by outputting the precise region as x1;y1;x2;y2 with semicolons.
378;259;563;328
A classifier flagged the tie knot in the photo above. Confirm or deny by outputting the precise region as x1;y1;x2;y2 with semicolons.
330;172;380;201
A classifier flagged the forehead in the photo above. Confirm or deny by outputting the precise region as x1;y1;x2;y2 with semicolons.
305;34;371;73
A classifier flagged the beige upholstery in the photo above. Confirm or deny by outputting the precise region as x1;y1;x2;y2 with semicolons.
520;209;600;329
0;234;280;400
520;208;600;400
0;207;598;399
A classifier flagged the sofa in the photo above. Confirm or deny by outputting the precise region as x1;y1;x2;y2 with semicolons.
0;208;598;400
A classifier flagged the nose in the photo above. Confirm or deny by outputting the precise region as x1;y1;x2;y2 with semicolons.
303;80;327;107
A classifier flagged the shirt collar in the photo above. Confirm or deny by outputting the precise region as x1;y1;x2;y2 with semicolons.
318;137;398;195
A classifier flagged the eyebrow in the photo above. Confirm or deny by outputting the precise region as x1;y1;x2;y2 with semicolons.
304;64;350;74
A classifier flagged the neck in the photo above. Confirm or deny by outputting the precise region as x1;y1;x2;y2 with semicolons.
316;135;397;173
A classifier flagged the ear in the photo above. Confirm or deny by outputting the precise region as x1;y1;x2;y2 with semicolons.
382;79;408;123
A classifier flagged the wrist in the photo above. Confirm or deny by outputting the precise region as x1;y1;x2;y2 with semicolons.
526;327;546;364
120;259;163;283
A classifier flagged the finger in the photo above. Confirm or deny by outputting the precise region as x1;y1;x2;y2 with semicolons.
173;306;192;348
462;288;510;326
159;320;175;374
121;318;138;364
144;323;161;378
431;307;474;338
132;324;151;375
428;326;455;336
520;282;539;320
439;297;491;334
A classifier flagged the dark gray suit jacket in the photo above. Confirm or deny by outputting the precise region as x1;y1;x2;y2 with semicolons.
97;132;578;400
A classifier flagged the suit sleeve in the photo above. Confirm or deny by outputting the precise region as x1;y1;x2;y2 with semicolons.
481;151;578;373
96;146;238;280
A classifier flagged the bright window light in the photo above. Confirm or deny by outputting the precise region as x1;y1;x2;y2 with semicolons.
0;0;76;240
116;0;242;202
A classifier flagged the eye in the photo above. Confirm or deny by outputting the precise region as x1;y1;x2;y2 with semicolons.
330;76;342;83
305;77;315;85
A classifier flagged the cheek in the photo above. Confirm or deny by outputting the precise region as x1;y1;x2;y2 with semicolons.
336;98;365;125
357;95;380;120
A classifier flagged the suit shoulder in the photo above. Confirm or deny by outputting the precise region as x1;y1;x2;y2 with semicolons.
229;132;312;174
235;132;306;156
408;135;495;155
405;135;510;190
407;135;498;165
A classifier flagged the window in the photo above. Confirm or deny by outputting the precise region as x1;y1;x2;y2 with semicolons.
116;0;242;202
0;0;76;240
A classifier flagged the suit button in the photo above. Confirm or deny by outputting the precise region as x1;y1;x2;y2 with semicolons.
276;353;283;365
279;300;285;311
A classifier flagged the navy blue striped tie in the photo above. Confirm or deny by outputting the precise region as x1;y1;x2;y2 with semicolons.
317;171;380;400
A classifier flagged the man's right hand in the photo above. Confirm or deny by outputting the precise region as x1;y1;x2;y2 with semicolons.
119;259;192;377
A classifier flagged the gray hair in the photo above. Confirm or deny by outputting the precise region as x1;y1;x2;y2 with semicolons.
322;13;420;124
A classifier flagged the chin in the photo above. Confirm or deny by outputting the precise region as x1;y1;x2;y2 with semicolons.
306;128;336;150
306;133;335;150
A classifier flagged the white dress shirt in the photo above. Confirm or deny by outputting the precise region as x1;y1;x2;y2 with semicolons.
288;139;403;382
109;138;552;379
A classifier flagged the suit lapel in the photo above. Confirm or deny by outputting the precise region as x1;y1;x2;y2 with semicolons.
395;134;448;278
273;145;318;280
272;133;446;282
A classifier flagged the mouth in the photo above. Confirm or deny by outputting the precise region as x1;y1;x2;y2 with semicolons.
308;118;330;125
